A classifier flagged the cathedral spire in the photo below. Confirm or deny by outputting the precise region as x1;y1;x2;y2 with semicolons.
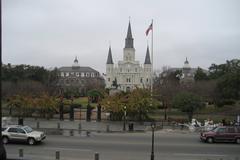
185;57;189;64
106;46;114;64
144;46;151;64
127;21;132;39
125;21;134;48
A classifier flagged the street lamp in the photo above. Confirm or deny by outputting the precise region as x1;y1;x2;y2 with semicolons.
150;122;156;160
0;4;7;159
123;106;127;131
59;96;64;121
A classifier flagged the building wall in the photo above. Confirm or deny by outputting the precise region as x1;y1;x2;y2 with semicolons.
58;62;104;95
106;55;151;92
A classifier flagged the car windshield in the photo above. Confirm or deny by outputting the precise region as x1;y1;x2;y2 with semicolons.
23;126;33;133
211;127;218;132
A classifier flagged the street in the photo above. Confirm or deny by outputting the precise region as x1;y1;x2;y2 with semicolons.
4;130;240;160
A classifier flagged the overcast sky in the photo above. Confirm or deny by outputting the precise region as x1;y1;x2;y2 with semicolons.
2;0;240;73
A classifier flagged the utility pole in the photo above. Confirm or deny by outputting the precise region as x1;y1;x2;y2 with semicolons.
150;122;156;160
123;106;127;131
0;0;7;159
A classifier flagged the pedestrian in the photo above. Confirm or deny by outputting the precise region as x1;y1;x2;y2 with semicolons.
222;119;226;126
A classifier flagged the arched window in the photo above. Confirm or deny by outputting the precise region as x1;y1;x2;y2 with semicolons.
81;73;84;77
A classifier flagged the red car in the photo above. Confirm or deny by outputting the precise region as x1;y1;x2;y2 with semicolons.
200;126;240;144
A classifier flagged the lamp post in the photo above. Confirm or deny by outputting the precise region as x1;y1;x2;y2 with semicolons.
0;1;7;158
123;106;127;131
150;122;156;160
59;96;64;121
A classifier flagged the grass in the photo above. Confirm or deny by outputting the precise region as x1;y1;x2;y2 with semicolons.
72;97;88;105
149;103;239;123
62;97;98;108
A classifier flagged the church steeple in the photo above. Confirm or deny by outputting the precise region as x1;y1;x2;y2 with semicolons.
144;46;151;64
184;57;189;64
125;21;134;48
106;46;114;64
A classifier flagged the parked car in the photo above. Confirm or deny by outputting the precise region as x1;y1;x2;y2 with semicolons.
2;125;46;145
200;126;240;144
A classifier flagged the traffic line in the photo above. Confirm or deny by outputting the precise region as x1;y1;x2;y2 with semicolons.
43;147;92;152
173;153;227;157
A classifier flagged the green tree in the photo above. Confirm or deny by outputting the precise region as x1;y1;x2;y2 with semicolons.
7;95;34;117
36;93;58;119
127;88;157;121
101;88;158;121
87;89;104;103
209;59;240;79
154;68;181;120
101;92;126;120
194;67;209;81
208;59;240;106
214;71;240;106
172;92;205;122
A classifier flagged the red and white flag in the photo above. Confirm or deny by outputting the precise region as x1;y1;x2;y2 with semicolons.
145;23;153;36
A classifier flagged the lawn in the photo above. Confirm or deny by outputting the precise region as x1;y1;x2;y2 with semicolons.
149;103;240;123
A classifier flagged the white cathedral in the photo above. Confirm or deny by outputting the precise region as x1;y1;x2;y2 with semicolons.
106;21;152;92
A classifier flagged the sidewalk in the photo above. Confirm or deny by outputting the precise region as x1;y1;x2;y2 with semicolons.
3;117;193;136
4;117;148;134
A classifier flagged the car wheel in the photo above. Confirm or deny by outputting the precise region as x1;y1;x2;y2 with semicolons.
2;137;9;144
28;138;35;145
236;138;240;144
207;137;214;143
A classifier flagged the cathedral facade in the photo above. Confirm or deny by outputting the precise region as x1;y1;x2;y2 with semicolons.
106;22;152;92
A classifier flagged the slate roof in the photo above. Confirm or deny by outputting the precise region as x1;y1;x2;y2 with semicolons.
106;46;114;64
125;21;134;48
144;46;151;64
59;66;99;73
126;21;133;39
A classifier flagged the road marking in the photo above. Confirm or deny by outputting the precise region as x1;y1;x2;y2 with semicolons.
43;147;92;152
173;153;227;157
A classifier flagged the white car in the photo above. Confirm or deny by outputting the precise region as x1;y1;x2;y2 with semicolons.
2;125;46;145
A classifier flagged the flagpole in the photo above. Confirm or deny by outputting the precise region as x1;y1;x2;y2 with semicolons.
151;19;153;99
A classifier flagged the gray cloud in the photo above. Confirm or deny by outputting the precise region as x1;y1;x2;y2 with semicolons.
2;0;240;73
